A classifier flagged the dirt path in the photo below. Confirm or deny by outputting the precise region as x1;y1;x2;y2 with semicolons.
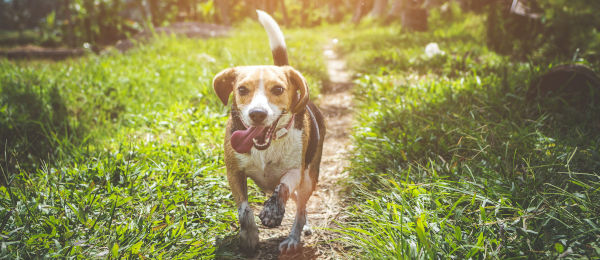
303;40;355;259
249;40;354;260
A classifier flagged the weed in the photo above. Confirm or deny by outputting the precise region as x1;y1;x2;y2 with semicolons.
0;22;327;258
334;10;600;259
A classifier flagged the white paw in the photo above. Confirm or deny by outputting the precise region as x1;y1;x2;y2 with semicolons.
279;236;302;254
303;224;313;236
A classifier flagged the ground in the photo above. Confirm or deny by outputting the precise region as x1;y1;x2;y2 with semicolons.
2;13;599;259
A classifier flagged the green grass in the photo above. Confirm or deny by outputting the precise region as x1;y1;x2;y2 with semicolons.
0;21;327;258
3;7;600;259
0;30;41;47
333;10;600;259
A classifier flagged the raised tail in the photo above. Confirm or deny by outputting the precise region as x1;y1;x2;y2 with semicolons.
256;10;289;66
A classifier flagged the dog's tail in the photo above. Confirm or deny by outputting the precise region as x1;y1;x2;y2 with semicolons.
256;10;289;66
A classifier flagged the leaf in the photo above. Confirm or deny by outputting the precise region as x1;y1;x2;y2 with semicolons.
416;217;428;247
111;243;119;258
554;242;564;253
131;240;143;255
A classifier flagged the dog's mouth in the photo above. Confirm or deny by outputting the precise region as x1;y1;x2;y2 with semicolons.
231;116;281;154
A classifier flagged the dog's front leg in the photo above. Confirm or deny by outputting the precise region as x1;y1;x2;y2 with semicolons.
279;168;313;254
259;168;301;227
228;170;258;253
238;200;258;253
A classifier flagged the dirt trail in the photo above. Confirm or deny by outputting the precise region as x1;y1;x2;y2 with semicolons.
247;40;354;260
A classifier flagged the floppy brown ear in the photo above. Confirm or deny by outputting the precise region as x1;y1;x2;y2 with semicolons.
286;67;309;113
212;68;237;105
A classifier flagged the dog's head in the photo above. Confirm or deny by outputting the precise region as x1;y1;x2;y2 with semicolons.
212;65;309;152
213;65;309;126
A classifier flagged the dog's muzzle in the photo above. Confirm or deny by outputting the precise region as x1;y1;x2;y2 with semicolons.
231;114;294;154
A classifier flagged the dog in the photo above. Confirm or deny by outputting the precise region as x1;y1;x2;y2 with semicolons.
212;10;325;254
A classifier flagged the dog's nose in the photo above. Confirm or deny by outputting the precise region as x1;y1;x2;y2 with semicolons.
249;109;268;123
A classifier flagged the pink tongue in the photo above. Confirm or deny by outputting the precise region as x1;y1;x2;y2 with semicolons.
231;126;265;153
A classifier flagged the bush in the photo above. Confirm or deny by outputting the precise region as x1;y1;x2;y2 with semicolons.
486;0;600;62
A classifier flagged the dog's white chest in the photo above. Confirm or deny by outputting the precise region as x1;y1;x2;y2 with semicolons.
235;128;303;192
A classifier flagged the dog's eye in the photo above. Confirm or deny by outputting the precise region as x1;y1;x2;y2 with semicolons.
271;85;284;96
238;86;249;95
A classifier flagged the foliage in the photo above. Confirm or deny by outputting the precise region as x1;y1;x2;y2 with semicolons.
0;0;358;47
2;2;599;258
333;10;600;259
537;0;600;61
486;0;600;62
0;0;60;31
0;23;327;258
338;9;492;77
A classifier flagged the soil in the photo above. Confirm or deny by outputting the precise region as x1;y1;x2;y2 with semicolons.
115;22;230;52
0;45;85;60
0;23;230;59
216;40;354;260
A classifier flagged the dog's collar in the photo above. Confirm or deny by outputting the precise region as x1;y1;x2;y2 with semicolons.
273;114;295;140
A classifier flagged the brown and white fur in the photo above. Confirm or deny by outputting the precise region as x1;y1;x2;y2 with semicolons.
212;10;325;254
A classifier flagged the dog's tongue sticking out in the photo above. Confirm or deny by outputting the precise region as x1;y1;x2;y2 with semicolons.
231;126;265;154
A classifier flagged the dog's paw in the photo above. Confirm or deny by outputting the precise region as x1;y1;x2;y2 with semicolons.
303;223;312;236
238;202;259;254
239;227;259;254
259;184;289;228
259;195;285;227
279;236;302;254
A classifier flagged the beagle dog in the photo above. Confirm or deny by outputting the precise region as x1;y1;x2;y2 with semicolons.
212;10;325;254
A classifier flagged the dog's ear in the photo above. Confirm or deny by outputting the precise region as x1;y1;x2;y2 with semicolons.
212;68;237;106
286;67;309;113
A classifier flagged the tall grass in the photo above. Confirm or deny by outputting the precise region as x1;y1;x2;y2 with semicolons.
0;22;327;258
334;9;600;258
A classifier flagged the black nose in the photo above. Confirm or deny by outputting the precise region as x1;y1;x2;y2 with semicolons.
249;109;267;123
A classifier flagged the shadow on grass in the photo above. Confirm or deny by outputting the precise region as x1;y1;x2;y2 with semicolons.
348;67;600;257
0;81;83;184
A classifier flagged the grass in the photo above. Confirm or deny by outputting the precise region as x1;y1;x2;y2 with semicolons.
0;30;41;47
0;21;327;258
2;6;600;259
332;8;600;259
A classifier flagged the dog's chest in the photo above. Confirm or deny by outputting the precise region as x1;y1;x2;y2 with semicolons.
235;128;303;192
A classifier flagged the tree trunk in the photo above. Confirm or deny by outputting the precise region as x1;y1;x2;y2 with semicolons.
352;0;368;23
279;0;289;25
401;5;428;31
328;0;343;23
301;0;310;26
215;0;231;25
370;0;388;18
11;0;24;40
83;0;94;43
388;0;403;19
148;0;160;26
265;0;277;13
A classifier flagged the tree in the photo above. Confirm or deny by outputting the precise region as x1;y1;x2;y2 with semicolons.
215;0;231;25
369;0;388;18
352;0;373;24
